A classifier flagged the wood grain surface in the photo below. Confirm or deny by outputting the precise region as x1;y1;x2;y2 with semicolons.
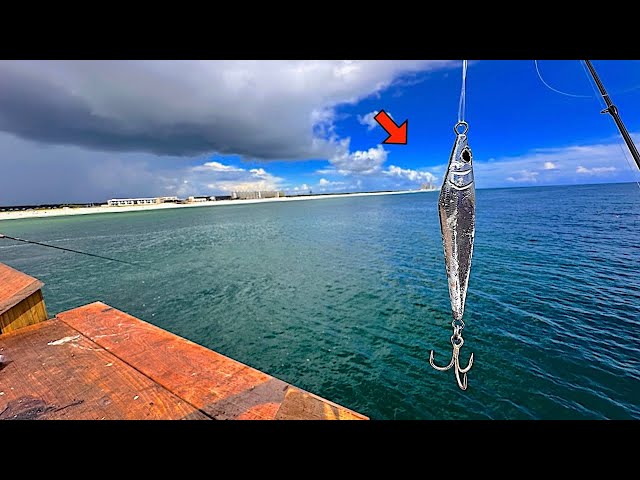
57;302;367;420
0;319;209;420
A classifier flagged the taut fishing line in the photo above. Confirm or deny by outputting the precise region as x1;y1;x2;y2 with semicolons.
458;59;468;123
0;233;153;269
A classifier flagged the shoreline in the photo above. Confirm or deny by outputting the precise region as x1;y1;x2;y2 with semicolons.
0;189;434;222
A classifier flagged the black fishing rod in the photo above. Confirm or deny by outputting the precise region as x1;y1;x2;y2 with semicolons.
584;60;640;171
0;233;142;268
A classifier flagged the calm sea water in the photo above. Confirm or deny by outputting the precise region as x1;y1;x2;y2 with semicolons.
1;183;639;419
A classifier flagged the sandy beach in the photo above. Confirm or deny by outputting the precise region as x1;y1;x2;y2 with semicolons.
0;189;433;221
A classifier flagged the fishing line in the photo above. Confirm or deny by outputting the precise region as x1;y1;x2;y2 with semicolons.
580;60;608;109
580;60;640;190
607;83;640;96
535;59;640;189
534;60;592;98
535;60;640;99
0;233;148;268
458;59;468;124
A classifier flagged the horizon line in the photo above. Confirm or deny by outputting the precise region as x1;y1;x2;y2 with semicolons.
0;180;637;208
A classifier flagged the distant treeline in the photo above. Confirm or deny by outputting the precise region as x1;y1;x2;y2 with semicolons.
0;203;102;211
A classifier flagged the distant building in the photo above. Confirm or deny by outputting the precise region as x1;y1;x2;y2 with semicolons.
187;196;214;203
230;190;285;200
420;182;437;191
106;196;182;206
107;197;160;206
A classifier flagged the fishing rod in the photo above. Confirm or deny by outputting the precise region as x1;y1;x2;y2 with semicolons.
0;233;143;268
584;60;640;171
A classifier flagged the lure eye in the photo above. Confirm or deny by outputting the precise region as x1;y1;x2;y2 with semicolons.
461;148;472;163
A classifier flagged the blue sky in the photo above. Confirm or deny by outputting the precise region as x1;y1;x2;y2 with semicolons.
249;60;640;192
1;60;639;204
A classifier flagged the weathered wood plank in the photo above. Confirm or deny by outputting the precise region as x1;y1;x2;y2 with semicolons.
58;302;288;419
0;319;210;420
0;262;44;316
0;290;48;334
57;302;368;420
275;387;368;420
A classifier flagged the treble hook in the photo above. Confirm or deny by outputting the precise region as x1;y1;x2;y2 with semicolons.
429;327;474;390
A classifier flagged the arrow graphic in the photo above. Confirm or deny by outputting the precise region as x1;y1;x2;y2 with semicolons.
374;110;408;145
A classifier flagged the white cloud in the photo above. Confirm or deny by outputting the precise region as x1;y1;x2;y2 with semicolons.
507;170;539;183
312;154;438;193
316;178;347;191
315;168;338;175
191;161;244;172
357;110;393;131
576;165;617;174
249;168;269;177
307;141;439;193
187;161;283;194
384;165;436;183
474;134;640;188
329;143;388;175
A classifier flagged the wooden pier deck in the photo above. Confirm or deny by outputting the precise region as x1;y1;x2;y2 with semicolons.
0;263;367;420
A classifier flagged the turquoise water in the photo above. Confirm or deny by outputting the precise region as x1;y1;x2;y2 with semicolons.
1;183;639;419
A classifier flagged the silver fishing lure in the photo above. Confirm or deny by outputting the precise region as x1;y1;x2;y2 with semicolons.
429;121;475;390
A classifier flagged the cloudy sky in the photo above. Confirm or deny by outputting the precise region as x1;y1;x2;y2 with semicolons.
1;60;640;204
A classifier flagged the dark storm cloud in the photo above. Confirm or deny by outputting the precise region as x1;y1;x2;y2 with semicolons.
0;60;454;159
0;67;310;158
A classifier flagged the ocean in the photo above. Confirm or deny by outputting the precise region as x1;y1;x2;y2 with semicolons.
1;183;638;419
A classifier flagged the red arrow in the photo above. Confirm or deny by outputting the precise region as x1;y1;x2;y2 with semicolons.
374;110;408;144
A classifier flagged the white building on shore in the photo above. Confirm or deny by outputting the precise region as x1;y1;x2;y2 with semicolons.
107;198;158;206
107;196;178;206
187;196;216;203
231;190;285;200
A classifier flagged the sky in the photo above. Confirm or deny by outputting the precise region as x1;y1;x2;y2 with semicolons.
1;59;640;205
